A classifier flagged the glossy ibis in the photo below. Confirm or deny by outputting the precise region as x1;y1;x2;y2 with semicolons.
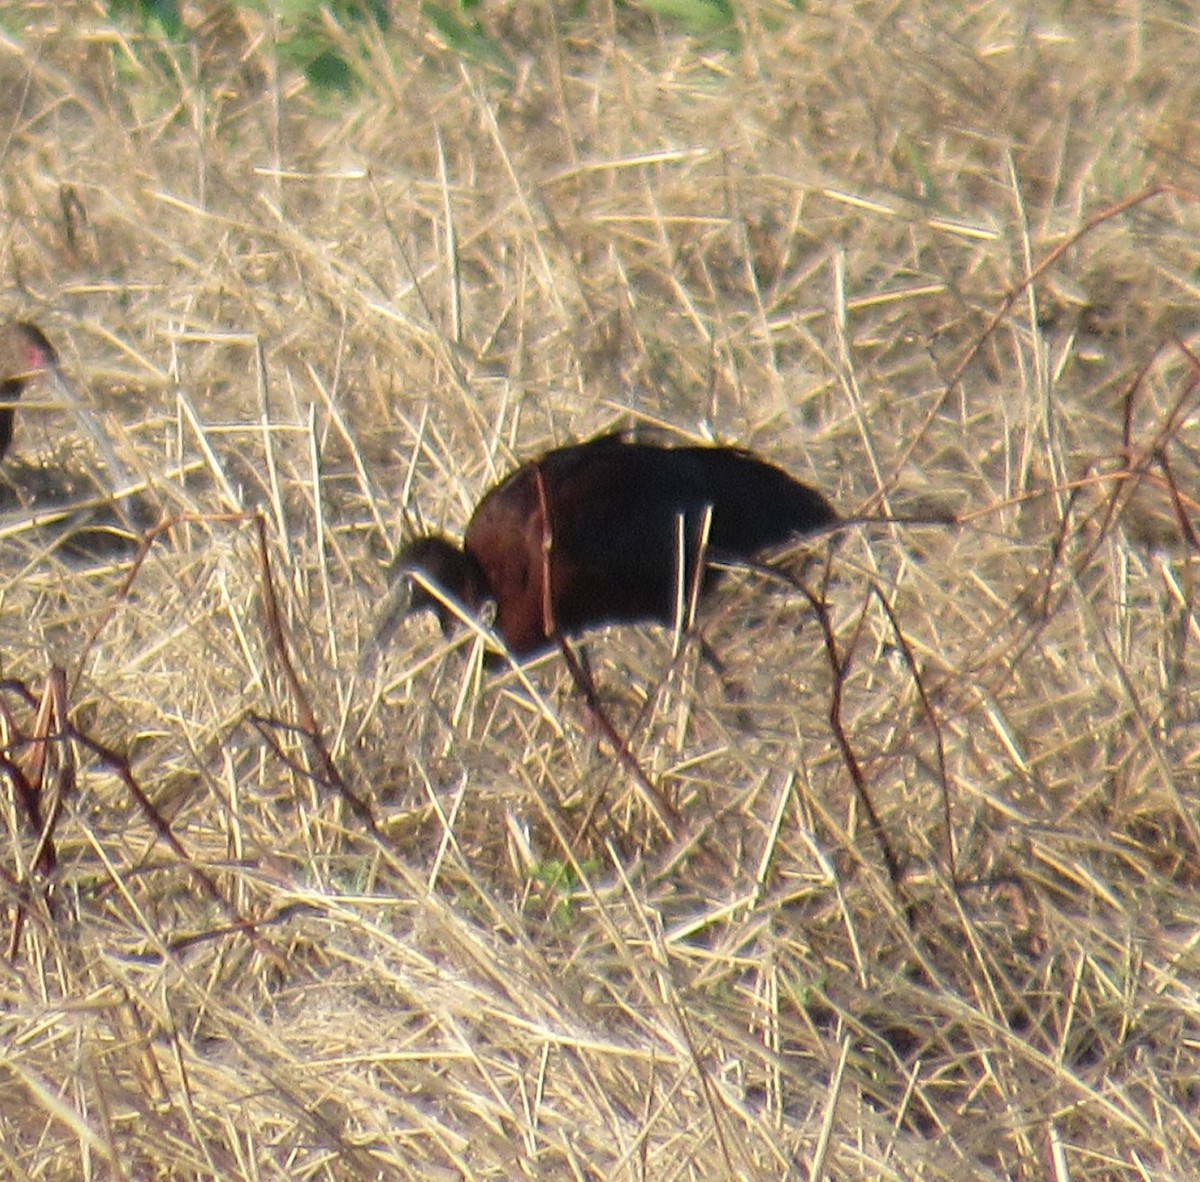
0;320;131;490
372;432;839;660
0;321;61;460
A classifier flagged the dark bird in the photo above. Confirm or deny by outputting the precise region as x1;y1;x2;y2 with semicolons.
372;433;839;661
0;321;61;460
0;320;131;489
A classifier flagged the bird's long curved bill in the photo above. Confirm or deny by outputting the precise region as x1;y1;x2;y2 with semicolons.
359;576;415;676
44;366;134;496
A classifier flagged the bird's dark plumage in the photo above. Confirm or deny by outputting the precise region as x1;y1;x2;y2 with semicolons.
0;321;60;460
378;433;838;659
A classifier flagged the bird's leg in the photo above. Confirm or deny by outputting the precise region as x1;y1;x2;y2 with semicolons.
557;635;682;842
528;463;681;841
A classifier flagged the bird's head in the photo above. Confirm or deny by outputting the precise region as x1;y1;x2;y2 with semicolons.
1;322;61;389
391;535;478;627
362;534;491;672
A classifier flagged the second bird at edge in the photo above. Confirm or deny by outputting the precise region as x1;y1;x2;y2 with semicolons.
371;431;839;661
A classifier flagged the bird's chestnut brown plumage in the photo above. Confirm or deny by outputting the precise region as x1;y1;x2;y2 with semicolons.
373;433;838;660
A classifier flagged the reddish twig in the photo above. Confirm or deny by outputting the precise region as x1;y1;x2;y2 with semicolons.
869;586;956;880
799;583;913;924
1157;450;1199;552
0;669;285;969
880;184;1197;506
253;514;380;837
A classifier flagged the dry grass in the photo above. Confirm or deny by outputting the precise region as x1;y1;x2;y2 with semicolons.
1;1;1198;1178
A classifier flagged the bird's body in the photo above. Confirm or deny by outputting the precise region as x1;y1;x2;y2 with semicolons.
379;433;837;659
0;321;60;459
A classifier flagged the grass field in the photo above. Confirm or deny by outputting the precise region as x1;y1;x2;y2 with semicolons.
1;2;1198;1178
